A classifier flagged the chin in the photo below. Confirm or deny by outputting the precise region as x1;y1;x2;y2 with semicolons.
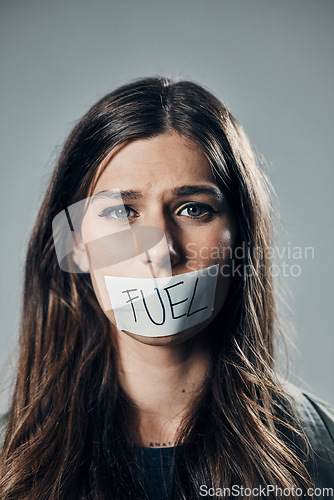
119;315;216;347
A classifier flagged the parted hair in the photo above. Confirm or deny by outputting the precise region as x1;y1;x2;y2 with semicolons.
0;77;312;499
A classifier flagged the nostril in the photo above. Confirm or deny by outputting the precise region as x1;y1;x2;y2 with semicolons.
144;251;153;265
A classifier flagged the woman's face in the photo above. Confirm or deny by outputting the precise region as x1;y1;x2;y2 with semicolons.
77;131;237;345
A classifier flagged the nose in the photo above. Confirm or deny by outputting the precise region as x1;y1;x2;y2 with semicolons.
145;232;180;271
138;218;181;277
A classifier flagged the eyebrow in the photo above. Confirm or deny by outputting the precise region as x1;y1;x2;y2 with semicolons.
91;190;143;203
91;185;224;203
172;185;224;200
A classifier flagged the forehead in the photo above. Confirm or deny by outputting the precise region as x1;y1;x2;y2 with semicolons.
92;132;217;195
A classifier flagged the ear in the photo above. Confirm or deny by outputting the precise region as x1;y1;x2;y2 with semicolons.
72;235;90;273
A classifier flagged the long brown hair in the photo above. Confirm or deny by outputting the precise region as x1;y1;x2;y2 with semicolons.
0;78;312;499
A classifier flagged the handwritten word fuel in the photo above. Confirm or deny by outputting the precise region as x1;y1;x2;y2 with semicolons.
104;265;219;337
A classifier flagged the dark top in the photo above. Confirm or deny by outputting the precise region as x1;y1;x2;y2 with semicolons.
138;446;175;499
135;383;334;499
284;383;334;492
1;383;334;499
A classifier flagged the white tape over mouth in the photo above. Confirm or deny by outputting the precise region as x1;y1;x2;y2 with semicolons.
104;264;219;337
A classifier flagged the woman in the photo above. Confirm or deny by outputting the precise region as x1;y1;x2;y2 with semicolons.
0;77;333;499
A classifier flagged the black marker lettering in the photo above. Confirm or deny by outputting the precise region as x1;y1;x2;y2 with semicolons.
164;281;188;319
187;277;208;317
141;288;166;325
122;288;139;322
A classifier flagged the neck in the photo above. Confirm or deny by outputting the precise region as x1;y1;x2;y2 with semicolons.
114;329;211;447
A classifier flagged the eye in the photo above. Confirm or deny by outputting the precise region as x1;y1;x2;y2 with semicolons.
178;203;216;218
98;205;137;221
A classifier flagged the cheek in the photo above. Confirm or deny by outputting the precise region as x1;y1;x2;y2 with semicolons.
185;226;235;268
90;267;111;310
90;267;118;326
186;223;236;312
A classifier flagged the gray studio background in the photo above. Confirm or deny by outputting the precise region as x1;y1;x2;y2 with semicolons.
1;0;333;405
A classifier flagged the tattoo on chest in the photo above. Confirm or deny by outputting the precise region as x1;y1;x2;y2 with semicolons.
147;441;174;448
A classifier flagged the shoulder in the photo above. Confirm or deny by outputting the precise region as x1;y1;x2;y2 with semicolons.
282;381;334;446
281;381;334;488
